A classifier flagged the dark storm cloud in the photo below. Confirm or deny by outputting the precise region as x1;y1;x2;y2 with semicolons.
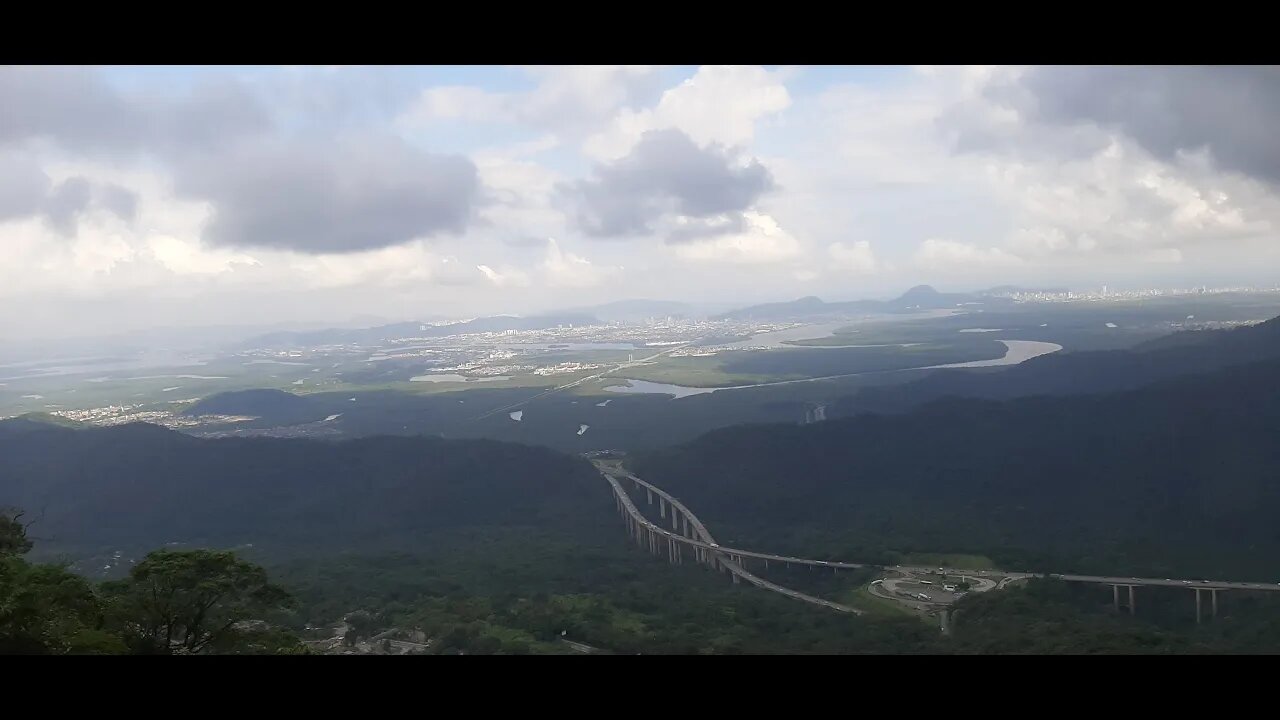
174;136;481;254
969;66;1280;183
562;128;774;240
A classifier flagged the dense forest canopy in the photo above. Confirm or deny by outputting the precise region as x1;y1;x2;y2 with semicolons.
638;358;1280;581
0;422;608;555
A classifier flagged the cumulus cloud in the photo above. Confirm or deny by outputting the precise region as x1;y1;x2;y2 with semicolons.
97;182;138;223
0;153;51;222
541;238;613;287
930;66;1280;268
584;65;791;161
1;68;482;254
827;241;878;274
562;128;774;240
671;212;800;265
914;238;1023;271
1009;66;1280;185
173;135;480;253
477;263;532;288
42;177;93;236
147;235;260;275
286;242;481;289
0;158;142;237
0;67;269;158
399;66;661;142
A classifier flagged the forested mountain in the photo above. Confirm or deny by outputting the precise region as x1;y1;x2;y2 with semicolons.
0;419;607;555
636;357;1280;581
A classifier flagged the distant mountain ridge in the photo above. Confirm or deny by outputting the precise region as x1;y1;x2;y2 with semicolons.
0;419;607;554
715;285;1013;321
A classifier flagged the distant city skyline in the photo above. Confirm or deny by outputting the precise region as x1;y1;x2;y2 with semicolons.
4;65;1280;339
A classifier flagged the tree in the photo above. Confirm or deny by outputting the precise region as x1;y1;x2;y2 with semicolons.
0;507;33;556
103;549;296;654
0;554;125;654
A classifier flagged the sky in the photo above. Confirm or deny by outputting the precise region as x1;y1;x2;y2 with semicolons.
3;65;1280;339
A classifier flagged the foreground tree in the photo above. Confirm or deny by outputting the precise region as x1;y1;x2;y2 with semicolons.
0;507;33;556
104;549;299;654
0;554;127;654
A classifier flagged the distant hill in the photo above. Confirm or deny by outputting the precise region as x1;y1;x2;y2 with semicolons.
0;420;608;555
636;356;1280;580
241;313;601;349
183;389;325;425
714;286;1011;321
833;315;1280;416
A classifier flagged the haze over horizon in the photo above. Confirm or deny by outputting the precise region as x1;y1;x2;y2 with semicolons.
5;65;1280;340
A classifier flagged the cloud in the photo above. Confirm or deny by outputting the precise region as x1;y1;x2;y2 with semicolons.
1140;247;1184;264
402;86;508;122
827;241;878;274
0;158;141;237
1;68;481;254
518;66;662;138
562;128;774;240
97;182;138;223
584;65;791;161
0;67;269;159
1007;66;1280;185
147;235;260;275
398;66;661;142
477;263;532;288
914;238;1023;270
541;238;612;287
173;135;481;253
672;211;800;265
42;177;93;236
286;242;480;289
0;153;51;222
930;66;1280;267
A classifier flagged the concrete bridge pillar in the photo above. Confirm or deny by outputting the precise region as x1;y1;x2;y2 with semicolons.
1128;585;1136;616
646;488;653;505
1195;588;1202;624
659;498;666;519
1113;584;1120;612
1212;589;1219;619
